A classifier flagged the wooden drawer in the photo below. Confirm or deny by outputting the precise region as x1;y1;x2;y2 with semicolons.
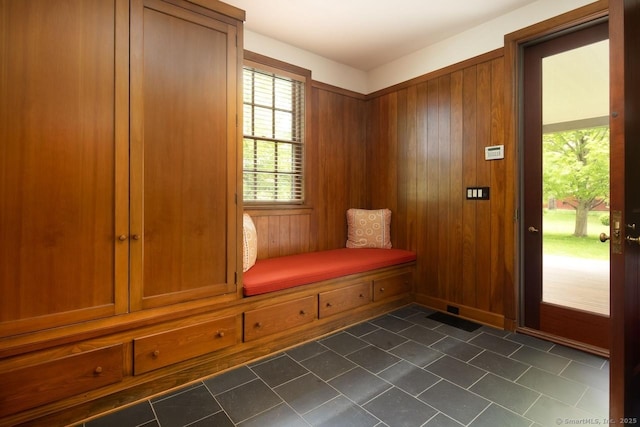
0;344;123;417
373;272;412;301
134;316;237;375
319;282;371;318
244;296;317;342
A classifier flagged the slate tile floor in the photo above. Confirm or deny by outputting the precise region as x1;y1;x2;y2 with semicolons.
83;305;609;427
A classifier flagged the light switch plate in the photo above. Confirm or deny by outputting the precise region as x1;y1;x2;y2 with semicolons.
466;187;490;200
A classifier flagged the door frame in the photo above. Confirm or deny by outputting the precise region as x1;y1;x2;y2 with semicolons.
504;0;610;352
521;20;610;351
609;0;640;419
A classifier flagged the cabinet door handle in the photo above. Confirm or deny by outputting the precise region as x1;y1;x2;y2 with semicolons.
132;234;141;241
118;234;128;241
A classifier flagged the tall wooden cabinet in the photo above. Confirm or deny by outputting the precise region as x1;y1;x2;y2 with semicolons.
0;0;243;422
0;0;131;338
0;0;240;336
129;0;239;310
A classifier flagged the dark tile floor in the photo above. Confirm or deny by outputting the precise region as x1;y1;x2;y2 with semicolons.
83;305;609;427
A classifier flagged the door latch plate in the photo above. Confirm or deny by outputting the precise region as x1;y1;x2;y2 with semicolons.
612;210;622;254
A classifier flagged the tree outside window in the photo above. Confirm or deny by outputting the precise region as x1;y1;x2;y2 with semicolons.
542;126;610;237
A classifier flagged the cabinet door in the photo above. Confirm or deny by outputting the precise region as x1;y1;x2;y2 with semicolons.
0;0;130;337
130;0;239;310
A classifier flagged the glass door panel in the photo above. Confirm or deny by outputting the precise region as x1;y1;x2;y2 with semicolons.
541;40;610;316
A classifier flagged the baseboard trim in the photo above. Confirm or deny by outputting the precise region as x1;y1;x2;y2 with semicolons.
516;326;609;358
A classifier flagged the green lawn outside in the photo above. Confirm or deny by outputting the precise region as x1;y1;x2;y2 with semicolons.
542;209;610;260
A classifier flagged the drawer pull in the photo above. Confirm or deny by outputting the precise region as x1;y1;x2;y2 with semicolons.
94;366;103;375
217;331;225;338
255;322;263;328
326;302;333;307
299;310;306;315
359;294;365;298
152;350;160;358
379;287;385;292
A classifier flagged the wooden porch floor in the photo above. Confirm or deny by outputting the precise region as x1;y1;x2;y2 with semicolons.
543;254;610;316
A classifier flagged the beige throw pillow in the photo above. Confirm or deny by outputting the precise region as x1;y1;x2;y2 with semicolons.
243;213;258;272
346;208;392;249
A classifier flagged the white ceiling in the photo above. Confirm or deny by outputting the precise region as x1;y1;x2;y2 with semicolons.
224;0;539;71
543;40;609;127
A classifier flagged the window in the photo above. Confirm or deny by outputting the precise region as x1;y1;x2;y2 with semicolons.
243;60;306;204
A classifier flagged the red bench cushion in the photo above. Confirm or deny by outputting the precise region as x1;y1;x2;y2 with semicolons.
243;248;416;296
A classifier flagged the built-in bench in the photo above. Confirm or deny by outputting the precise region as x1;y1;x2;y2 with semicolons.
243;247;417;296
241;247;417;343
238;211;417;364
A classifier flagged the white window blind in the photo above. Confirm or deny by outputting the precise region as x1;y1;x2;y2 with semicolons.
243;65;305;203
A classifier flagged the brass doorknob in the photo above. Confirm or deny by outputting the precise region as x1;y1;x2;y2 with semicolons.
626;236;640;245
528;226;539;233
599;233;610;242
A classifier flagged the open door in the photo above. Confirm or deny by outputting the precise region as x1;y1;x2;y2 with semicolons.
522;21;610;351
609;0;640;419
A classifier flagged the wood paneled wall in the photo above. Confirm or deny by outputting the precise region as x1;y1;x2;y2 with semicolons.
248;53;513;327
367;50;511;327
249;209;311;259
308;82;369;251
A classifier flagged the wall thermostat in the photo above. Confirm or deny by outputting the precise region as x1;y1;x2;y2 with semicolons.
485;145;504;160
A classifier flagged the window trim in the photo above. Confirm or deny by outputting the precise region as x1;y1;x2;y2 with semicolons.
242;51;312;209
